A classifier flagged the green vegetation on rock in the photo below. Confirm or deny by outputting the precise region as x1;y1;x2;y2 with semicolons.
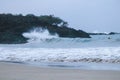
0;13;90;44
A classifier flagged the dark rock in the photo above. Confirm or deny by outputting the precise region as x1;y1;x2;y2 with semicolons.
109;32;116;35
88;33;107;35
0;13;90;44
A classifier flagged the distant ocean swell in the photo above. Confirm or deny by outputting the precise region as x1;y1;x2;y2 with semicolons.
0;47;120;63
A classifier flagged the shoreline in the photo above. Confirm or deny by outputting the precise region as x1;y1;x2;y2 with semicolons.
0;62;120;80
1;61;120;71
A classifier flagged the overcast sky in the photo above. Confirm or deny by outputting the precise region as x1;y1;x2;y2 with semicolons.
0;0;120;32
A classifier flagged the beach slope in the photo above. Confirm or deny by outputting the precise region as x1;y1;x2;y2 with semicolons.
0;62;120;80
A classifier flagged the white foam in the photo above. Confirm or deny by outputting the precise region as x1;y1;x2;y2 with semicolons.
0;47;120;63
22;28;58;43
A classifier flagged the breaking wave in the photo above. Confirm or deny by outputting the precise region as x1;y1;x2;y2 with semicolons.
0;47;120;63
0;28;120;63
22;28;58;43
21;28;120;48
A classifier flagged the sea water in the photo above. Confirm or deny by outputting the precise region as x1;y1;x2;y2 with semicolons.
0;28;120;70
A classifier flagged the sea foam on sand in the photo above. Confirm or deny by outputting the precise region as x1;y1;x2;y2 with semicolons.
0;47;120;63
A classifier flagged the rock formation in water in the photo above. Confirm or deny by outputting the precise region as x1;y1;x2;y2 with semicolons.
0;14;90;44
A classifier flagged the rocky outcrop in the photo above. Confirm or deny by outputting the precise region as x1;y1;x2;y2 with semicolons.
0;14;90;44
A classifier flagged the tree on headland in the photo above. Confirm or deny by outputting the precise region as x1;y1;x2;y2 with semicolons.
38;15;68;27
0;13;90;44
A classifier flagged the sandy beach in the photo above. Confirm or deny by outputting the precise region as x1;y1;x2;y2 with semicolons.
0;62;120;80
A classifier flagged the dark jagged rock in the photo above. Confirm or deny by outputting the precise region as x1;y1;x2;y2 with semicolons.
0;32;27;44
0;13;90;44
89;32;120;35
109;32;116;35
88;33;107;35
47;26;90;38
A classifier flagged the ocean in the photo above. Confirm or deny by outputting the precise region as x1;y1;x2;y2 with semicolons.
0;29;120;70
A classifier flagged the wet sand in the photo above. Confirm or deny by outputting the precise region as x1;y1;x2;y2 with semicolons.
0;62;120;80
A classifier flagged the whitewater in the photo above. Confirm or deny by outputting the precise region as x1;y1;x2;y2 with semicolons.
0;28;120;63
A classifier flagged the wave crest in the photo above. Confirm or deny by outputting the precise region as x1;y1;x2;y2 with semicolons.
22;28;58;43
